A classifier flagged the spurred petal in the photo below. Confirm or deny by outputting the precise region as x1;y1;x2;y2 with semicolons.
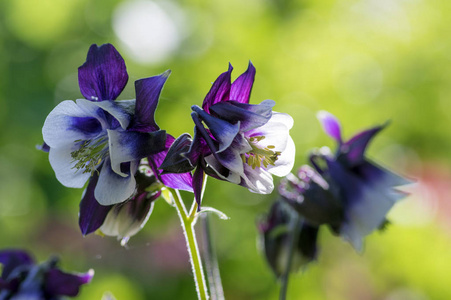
79;173;113;235
230;61;256;104
0;250;34;280
202;64;232;113
148;135;193;192
159;133;195;174
78;44;128;101
108;129;166;176
342;124;386;166
44;268;94;297
193;167;204;208
209;100;274;131
192;106;240;153
131;71;170;132
95;160;137;205
317;111;342;143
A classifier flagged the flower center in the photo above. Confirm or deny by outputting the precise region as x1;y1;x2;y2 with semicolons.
71;137;108;174
242;136;281;169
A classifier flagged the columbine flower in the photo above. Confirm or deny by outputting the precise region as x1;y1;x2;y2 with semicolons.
280;111;410;250
42;43;168;206
258;200;318;278
0;249;93;299
161;63;295;205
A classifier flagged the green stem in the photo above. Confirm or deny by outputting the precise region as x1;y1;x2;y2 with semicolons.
173;189;209;300
279;212;302;300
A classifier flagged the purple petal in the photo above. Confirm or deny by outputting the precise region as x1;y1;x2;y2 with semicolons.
202;64;233;113
342;124;386;165
44;268;94;297
159;133;195;174
209;100;274;131
230;61;256;104
0;250;34;280
192;106;240;153
317;111;342;143
79;172;113;236
131;70;170;132
148;135;193;192
193;167;204;209
78;44;128;101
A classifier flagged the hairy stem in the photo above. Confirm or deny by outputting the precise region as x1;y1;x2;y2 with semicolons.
173;189;209;300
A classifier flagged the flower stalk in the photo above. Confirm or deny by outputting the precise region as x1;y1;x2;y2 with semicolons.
172;189;209;300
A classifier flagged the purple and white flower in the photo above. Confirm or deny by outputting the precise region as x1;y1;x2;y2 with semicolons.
161;63;295;205
42;44;193;238
0;249;93;299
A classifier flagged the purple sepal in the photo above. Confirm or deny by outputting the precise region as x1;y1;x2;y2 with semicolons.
209;100;274;131
193;167;204;209
44;268;94;297
79;172;113;236
202;64;233;113
341;124;386;166
131;71;170;132
230;61;256;104
317;111;342;143
78;44;128;101
148;135;193;192
192;106;240;153
0;250;35;280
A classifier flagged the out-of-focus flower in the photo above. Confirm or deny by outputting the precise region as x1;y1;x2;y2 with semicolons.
280;111;410;250
258;200;318;278
0;249;93;299
161;63;295;206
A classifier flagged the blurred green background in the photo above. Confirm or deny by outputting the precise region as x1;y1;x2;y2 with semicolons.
1;0;451;299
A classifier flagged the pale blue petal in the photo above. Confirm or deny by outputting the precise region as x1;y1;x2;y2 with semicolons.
48;145;91;188
95;159;137;205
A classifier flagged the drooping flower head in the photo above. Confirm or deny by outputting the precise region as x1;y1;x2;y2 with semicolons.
42;44;192;239
258;200;318;278
161;63;295;206
0;249;93;299
280;111;410;250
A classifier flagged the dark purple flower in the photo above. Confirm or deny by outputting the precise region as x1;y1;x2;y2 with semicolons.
258;200;318;278
280;111;410;250
161;63;295;206
0;249;93;299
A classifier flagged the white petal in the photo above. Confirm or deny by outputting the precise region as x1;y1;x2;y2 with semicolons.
43;100;105;148
95;160;137;205
242;164;274;194
91;99;134;129
267;135;296;177
48;145;91;188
